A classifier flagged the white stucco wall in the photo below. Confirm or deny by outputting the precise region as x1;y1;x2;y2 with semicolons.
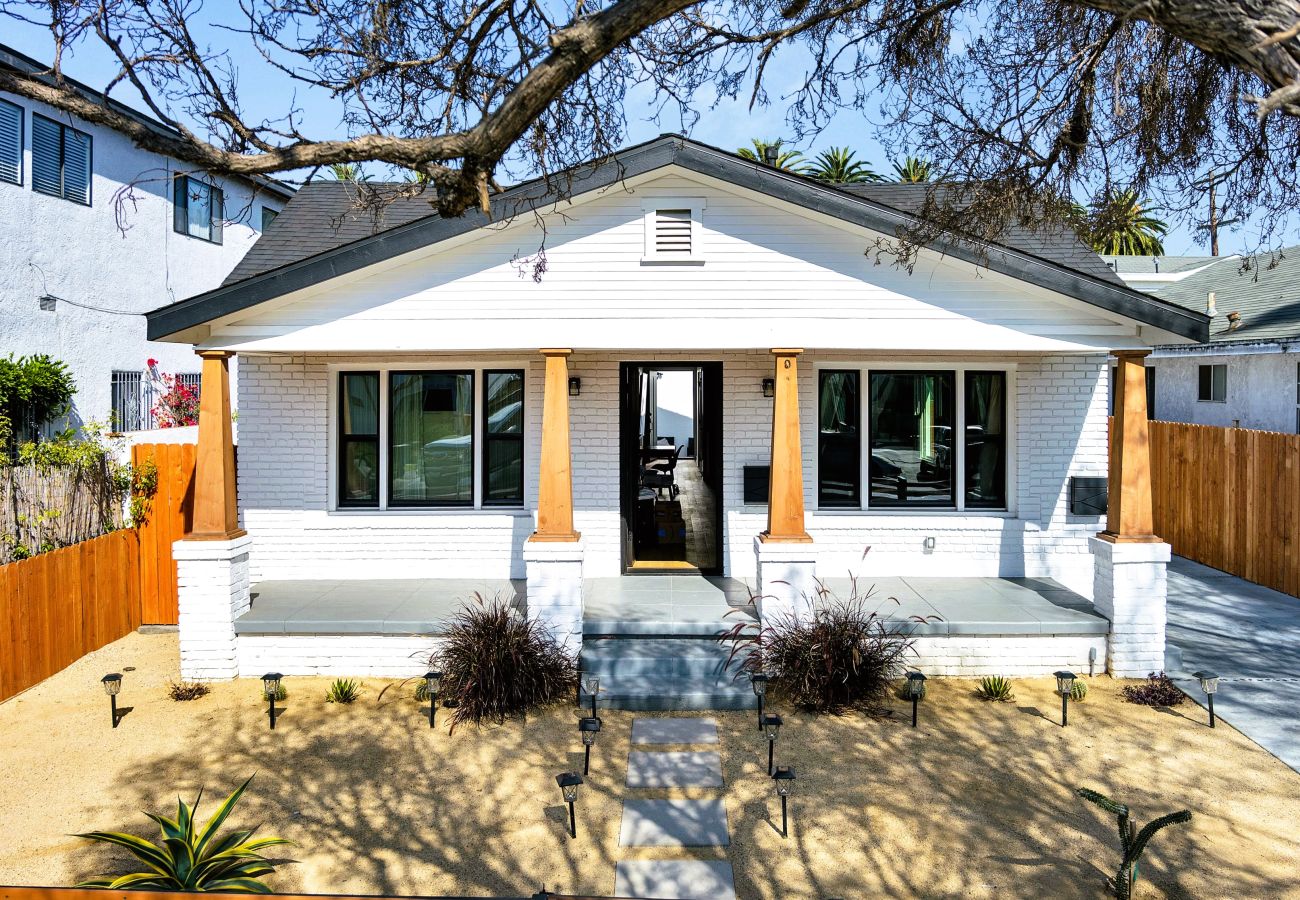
1148;346;1300;433
235;349;1108;595
0;90;287;431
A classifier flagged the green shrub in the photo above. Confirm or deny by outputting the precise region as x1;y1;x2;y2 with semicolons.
75;775;292;892
1071;679;1089;702
0;354;75;452
325;677;361;704
723;583;929;714
976;675;1015;702
1077;787;1191;899
168;681;211;702
432;594;577;730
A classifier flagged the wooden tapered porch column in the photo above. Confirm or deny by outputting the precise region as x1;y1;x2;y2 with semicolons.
188;350;245;540
530;349;580;542
1100;350;1158;543
761;348;812;543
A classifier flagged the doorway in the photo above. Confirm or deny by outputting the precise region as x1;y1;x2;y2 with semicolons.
619;362;723;574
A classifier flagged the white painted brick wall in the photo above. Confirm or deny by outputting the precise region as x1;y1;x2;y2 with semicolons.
912;633;1108;677
176;537;251;681
237;634;443;678
236;351;1109;592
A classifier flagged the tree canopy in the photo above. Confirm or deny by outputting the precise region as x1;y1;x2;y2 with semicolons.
1;0;1298;254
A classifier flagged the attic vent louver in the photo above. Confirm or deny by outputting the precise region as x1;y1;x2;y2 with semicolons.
654;208;693;255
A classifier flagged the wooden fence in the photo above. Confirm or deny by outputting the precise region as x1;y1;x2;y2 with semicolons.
132;442;197;625
0;529;141;702
1149;419;1300;597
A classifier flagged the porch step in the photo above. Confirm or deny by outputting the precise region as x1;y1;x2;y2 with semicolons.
580;637;754;711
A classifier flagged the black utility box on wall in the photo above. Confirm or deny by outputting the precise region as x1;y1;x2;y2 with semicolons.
1069;476;1108;516
743;466;770;505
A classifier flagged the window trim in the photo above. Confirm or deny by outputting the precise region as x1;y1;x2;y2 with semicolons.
1197;363;1227;403
337;371;381;508
640;197;706;264
817;369;861;509
30;113;91;205
387;369;476;509
0;98;22;187
811;361;1017;515
174;173;225;244
327;361;529;513
481;369;526;507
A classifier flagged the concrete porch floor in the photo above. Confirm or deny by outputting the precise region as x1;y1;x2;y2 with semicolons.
235;574;1106;637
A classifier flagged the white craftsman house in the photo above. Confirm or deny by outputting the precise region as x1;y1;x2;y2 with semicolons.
0;43;291;435
146;135;1207;704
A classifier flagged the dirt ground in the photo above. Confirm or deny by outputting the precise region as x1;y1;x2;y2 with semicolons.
1;632;1298;899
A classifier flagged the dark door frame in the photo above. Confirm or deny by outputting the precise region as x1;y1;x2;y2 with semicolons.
619;361;723;575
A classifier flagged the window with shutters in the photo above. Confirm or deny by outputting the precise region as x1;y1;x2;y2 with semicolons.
641;198;705;263
174;174;225;243
31;114;91;204
0;99;21;186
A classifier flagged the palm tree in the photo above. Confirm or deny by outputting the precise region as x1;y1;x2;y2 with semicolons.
328;162;369;182
1086;189;1169;255
805;147;883;184
737;138;805;171
891;156;933;183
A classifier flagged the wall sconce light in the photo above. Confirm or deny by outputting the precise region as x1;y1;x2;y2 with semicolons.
1054;670;1077;727
568;377;581;397
762;378;775;398
101;673;123;728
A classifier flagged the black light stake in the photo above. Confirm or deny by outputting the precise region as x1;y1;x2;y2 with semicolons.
1193;670;1220;728
1054;670;1076;727
581;673;600;719
578;716;601;775
905;671;927;728
425;670;443;728
556;772;583;838
262;672;283;730
751;673;769;733
101;673;122;728
762;713;783;776
773;766;796;838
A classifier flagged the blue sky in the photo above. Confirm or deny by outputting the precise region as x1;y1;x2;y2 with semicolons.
5;21;1217;254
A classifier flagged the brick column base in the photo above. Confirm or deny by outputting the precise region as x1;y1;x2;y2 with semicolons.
174;535;252;681
524;539;584;653
1090;537;1171;678
755;537;817;628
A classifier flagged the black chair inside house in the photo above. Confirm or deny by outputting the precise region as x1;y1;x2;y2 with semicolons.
642;445;684;498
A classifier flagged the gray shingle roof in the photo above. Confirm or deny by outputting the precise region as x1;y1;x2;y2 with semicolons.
1155;249;1300;343
1101;255;1222;275
229;175;1125;288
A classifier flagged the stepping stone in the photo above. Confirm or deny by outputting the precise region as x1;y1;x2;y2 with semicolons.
631;717;719;745
614;860;736;900
619;798;730;847
626;751;723;788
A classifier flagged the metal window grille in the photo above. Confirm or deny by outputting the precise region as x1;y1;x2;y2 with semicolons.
111;370;201;431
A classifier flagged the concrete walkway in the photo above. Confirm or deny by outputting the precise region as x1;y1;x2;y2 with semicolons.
1166;556;1300;772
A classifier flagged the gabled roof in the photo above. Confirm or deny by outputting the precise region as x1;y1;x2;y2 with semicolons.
1102;255;1224;275
1156;249;1300;344
0;43;294;201
146;134;1208;343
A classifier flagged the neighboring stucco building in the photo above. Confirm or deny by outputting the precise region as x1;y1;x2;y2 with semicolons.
0;44;292;434
1141;250;1300;433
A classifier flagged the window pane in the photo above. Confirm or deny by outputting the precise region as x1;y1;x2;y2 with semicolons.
965;371;1007;509
485;371;523;434
390;371;473;505
187;180;212;240
341;372;379;435
484;439;524;503
341;441;379;504
869;371;955;507
818;370;859;507
261;206;279;230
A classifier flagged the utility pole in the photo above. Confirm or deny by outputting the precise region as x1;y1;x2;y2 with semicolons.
1208;170;1219;257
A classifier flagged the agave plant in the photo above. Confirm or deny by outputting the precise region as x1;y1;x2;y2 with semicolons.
976;675;1014;702
325;677;361;704
805;147;883;184
1077;787;1191;900
76;776;291;892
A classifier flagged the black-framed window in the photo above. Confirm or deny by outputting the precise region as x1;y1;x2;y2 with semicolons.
0;99;21;186
338;372;380;507
1198;364;1226;402
818;370;859;507
869;371;956;508
174;174;224;243
261;205;279;231
389;371;474;506
483;370;525;505
31;113;90;204
965;371;1007;509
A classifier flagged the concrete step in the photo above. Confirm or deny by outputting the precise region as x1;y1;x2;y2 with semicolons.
583;673;754;711
582;637;742;679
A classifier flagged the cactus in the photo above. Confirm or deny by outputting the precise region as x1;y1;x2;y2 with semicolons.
1071;679;1089;702
1077;787;1191;899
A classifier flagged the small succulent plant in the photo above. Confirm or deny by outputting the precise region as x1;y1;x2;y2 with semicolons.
1077;787;1191;899
325;678;360;704
168;681;211;702
413;679;431;702
976;675;1015;702
1121;672;1184;707
1071;679;1089;702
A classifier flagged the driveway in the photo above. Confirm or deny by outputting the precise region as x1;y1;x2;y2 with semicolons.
1166;556;1300;772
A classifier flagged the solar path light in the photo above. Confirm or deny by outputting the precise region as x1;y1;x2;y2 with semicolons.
262;672;283;729
578;716;601;775
905;671;927;728
101;673;122;728
762;713;783;776
1193;670;1220;728
556;772;583;838
773;766;796;837
1054;671;1077;727
424;670;443;728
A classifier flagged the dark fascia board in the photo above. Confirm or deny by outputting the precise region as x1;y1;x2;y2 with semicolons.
147;133;1209;343
0;43;294;201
